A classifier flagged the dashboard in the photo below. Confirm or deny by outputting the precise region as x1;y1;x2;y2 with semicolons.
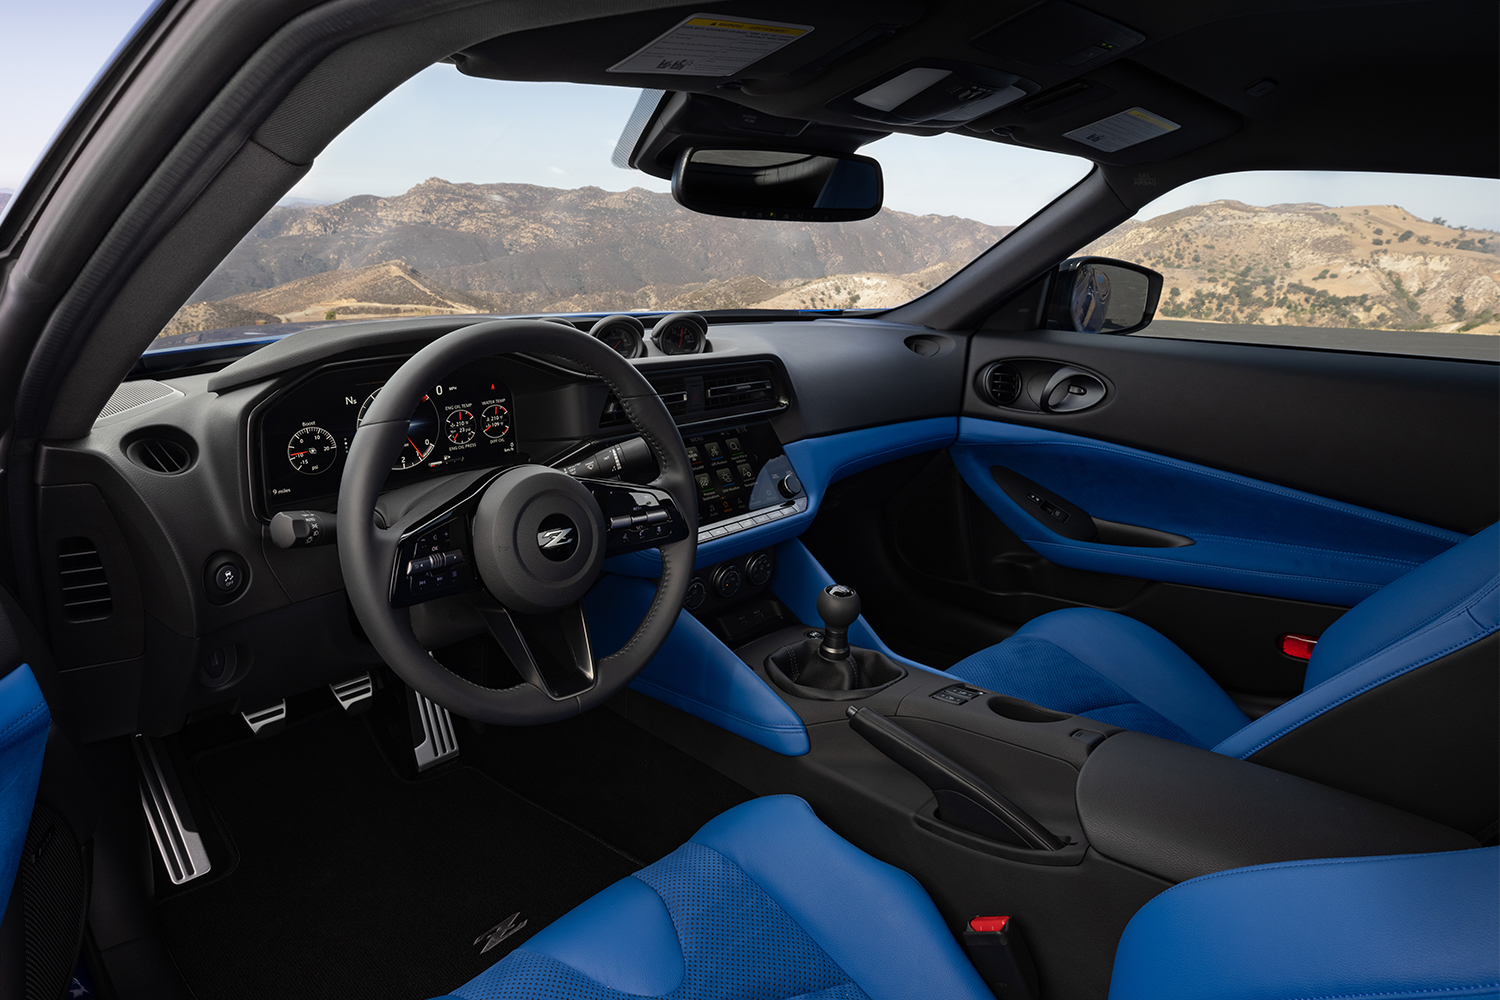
255;357;519;514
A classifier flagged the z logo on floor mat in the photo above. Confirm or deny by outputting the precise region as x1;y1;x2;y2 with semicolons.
475;912;528;954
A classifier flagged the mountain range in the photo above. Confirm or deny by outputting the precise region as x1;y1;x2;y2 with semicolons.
159;180;1499;337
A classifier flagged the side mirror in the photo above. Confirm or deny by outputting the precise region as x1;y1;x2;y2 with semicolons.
1046;257;1163;335
671;148;883;222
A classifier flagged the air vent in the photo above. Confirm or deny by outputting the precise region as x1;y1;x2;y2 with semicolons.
704;372;775;410
125;435;193;474
601;364;784;427
58;538;112;622
981;362;1022;405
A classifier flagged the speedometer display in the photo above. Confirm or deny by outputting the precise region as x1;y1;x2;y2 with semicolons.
257;358;519;514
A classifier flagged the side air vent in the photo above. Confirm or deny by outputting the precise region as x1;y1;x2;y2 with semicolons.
980;362;1022;405
58;538;112;622
123;428;197;474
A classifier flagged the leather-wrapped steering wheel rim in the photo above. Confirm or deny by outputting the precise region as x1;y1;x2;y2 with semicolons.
338;319;696;724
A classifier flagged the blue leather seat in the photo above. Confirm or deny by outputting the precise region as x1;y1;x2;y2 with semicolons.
0;664;51;910
431;795;1499;1000
946;522;1499;830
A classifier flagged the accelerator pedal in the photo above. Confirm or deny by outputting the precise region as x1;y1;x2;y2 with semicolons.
132;735;212;884
410;688;460;771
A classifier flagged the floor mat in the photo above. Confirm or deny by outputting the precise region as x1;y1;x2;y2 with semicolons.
156;711;640;1000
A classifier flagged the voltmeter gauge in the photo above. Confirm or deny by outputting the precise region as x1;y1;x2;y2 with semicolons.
358;389;440;470
287;426;338;474
446;409;475;445
482;404;510;440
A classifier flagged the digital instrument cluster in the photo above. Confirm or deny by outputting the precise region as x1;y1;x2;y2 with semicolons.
256;358;518;513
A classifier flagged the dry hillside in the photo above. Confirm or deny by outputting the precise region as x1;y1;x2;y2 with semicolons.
1084;202;1500;334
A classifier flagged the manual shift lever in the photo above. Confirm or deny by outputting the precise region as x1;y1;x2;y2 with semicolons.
816;584;861;660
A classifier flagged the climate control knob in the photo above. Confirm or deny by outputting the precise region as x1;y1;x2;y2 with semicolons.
684;577;707;611
746;552;774;586
712;564;742;600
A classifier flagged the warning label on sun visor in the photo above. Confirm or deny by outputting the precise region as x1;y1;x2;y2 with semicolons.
1063;107;1181;153
608;14;813;77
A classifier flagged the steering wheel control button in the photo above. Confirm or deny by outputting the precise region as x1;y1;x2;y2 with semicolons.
536;514;579;562
203;552;249;604
391;514;480;607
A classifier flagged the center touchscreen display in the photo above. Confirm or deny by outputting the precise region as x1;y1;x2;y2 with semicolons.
684;422;795;525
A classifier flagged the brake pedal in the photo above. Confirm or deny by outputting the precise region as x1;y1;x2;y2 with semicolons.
240;700;287;736
132;735;212;885
329;673;374;713
410;689;459;771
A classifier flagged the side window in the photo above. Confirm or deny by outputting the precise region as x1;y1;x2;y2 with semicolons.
1081;172;1500;361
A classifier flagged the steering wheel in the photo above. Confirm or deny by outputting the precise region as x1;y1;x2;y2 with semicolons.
338;319;697;724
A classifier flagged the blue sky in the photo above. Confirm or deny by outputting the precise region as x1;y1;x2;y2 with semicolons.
4;10;1497;232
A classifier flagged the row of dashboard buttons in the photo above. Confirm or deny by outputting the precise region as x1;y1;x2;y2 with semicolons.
697;497;807;542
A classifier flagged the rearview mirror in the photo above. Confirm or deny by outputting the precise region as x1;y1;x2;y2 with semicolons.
1046;257;1163;335
672;148;883;222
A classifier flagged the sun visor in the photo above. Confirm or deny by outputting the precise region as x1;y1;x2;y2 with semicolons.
972;62;1241;166
452;1;924;90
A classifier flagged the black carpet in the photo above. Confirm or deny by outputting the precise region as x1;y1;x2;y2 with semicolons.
157;711;640;1000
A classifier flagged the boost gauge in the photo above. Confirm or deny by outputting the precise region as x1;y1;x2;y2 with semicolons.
358;389;441;470
589;314;646;358
651;312;709;355
287;426;338;474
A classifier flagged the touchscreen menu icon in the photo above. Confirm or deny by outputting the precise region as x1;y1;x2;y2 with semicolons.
705;441;722;459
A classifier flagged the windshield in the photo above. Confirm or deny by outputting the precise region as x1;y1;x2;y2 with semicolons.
149;67;1090;351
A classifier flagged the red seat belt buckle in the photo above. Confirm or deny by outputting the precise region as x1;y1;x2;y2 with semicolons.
1279;633;1319;660
963;915;1038;999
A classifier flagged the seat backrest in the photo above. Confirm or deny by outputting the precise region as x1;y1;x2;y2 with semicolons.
1108;847;1499;1000
0;664;51;910
1213;523;1499;836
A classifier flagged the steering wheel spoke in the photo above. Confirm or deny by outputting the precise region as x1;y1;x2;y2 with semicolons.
477;602;596;699
388;470;510;608
579;478;691;556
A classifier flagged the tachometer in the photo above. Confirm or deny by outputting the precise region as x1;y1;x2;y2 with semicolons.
358;389;440;470
287;425;338;474
446;409;475;445
651;312;709;355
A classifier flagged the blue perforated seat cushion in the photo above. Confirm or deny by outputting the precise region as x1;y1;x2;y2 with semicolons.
452;842;869;1000
435;795;995;1000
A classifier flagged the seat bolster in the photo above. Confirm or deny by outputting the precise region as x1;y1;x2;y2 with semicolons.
1304;522;1499;689
691;796;994;1000
515;875;685;996
1108;848;1500;1000
1214;575;1499;760
0;665;50;910
1001;609;1249;748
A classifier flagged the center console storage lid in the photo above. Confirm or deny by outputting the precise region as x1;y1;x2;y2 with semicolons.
1076;732;1477;883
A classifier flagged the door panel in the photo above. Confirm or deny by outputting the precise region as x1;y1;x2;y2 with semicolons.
964;329;1499;534
950;418;1463;606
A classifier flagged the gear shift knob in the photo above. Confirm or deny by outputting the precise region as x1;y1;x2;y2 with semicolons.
816;584;861;660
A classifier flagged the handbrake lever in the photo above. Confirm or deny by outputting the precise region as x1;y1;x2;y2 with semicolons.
847;707;1063;851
